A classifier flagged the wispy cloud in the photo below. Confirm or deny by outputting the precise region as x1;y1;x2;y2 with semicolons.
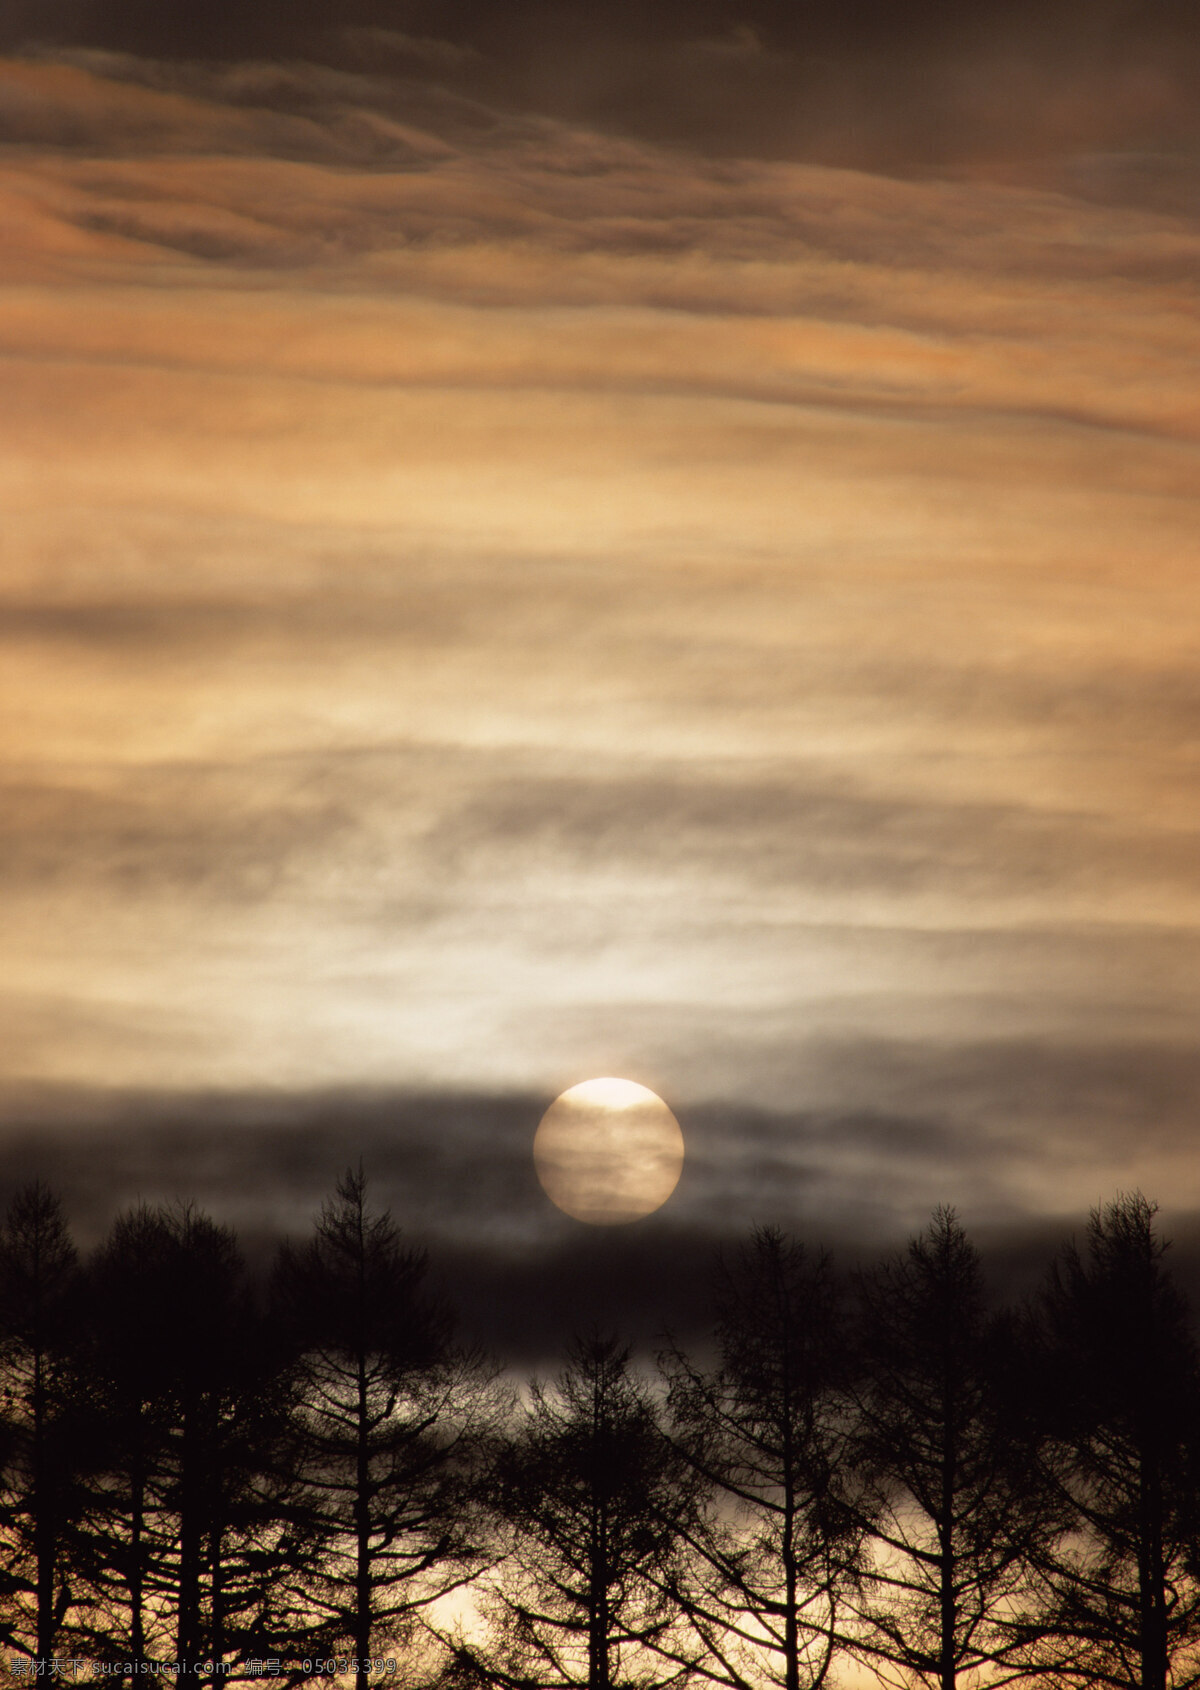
1;34;1198;1271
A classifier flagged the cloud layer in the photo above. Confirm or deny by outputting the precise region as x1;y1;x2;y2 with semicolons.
5;0;1199;170
2;34;1198;1295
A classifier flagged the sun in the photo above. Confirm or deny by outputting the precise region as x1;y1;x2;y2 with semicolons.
533;1078;685;1225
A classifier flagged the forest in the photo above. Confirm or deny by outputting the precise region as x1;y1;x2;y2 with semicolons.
1;1172;1197;1690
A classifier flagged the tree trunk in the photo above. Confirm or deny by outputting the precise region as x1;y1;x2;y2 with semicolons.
130;1456;145;1670
939;1392;956;1690
355;1349;371;1690
210;1514;224;1690
588;1533;610;1690
178;1403;201;1667
1139;1457;1168;1690
781;1367;800;1690
33;1344;55;1664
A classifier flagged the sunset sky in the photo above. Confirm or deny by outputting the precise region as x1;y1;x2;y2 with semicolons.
3;0;1199;1349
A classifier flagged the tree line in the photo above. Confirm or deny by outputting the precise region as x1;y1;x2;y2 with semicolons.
2;1174;1199;1690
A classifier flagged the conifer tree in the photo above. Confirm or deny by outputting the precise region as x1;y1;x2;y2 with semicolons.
847;1207;1049;1690
1026;1192;1200;1690
77;1203;298;1676
660;1228;864;1690
272;1166;493;1690
468;1333;686;1690
0;1182;84;1662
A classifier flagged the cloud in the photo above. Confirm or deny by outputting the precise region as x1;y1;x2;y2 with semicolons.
2;1075;1200;1361
0;761;355;900
335;27;480;73
2;55;1197;472
1;12;1198;1299
3;0;1199;180
423;762;1200;909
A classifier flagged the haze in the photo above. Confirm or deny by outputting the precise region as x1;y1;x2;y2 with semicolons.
2;0;1199;1347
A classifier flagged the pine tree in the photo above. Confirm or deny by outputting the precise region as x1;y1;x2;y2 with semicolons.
848;1207;1050;1690
660;1228;864;1690
0;1182;84;1663
1026;1192;1200;1690
272;1166;493;1690
470;1334;686;1690
76;1203;298;1676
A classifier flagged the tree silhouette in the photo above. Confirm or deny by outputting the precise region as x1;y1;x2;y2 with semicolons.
0;1182;84;1662
660;1228;864;1690
847;1207;1050;1690
1024;1192;1200;1690
467;1333;687;1690
75;1203;295;1677
272;1166;493;1690
74;1205;182;1664
3;1169;1199;1690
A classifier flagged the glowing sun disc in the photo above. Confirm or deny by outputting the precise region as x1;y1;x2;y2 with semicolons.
534;1077;685;1225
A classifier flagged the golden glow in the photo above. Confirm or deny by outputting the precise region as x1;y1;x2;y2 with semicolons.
3;47;1200;1213
533;1079;685;1225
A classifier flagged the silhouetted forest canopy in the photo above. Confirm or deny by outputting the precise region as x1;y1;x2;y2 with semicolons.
2;1175;1198;1690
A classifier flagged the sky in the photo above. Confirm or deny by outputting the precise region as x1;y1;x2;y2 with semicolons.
2;0;1200;1353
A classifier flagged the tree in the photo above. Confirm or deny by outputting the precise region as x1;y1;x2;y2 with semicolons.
660;1228;864;1690
76;1203;297;1677
71;1204;173;1667
469;1334;687;1690
272;1166;493;1690
1024;1192;1200;1690
0;1182;84;1661
847;1207;1050;1690
156;1205;301;1679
